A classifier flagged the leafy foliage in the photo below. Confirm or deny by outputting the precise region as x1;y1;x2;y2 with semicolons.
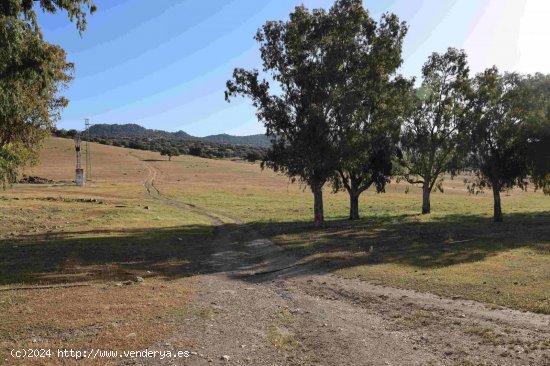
522;74;550;194
399;48;470;214
226;2;369;224
160;147;179;161
529;125;550;194
245;151;264;163
0;0;96;34
0;0;95;188
0;16;73;187
466;68;531;221
325;3;410;219
199;133;271;147
0;146;21;189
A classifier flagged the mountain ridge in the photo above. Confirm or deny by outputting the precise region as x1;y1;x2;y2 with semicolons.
87;123;271;147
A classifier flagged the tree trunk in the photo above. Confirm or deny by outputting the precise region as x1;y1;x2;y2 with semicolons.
422;184;431;214
169;156;171;161
492;186;503;222
312;184;324;226
349;191;360;220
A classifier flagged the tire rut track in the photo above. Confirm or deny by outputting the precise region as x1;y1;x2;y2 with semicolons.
126;155;550;366
139;157;232;226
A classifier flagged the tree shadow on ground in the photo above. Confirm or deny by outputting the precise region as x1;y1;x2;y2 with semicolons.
0;225;223;286
247;210;550;276
0;211;548;287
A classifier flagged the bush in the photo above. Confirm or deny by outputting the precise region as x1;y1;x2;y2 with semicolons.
189;146;203;157
245;151;263;162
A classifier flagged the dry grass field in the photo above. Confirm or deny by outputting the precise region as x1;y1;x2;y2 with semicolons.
0;137;549;364
0;138;212;364
150;141;550;313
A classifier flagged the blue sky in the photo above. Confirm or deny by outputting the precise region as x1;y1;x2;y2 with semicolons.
39;0;550;136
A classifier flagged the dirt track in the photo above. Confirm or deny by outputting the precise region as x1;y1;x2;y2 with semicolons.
130;159;550;366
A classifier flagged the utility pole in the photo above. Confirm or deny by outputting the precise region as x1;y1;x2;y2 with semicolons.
74;133;85;186
85;118;92;180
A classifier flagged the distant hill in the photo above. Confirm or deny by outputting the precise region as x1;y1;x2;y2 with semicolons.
53;123;270;160
88;123;193;140
201;133;271;147
87;123;269;147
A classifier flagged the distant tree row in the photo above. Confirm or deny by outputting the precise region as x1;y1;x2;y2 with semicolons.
226;0;550;225
51;129;267;161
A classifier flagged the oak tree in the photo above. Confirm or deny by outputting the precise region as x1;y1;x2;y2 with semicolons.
161;147;179;161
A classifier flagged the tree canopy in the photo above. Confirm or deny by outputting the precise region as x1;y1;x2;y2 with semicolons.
0;0;96;34
467;68;531;222
399;48;470;214
160;147;180;161
326;5;410;219
0;0;95;188
227;2;356;225
523;74;550;194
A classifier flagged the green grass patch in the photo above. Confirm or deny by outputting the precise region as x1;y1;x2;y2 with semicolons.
261;196;549;314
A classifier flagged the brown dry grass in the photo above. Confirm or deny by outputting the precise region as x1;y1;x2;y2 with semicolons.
1;280;193;365
0;138;213;364
25;138;147;184
0;136;548;364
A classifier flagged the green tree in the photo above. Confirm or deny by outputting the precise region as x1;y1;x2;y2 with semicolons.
245;151;263;163
160;147;179;161
1;0;96;34
317;1;411;220
399;48;470;214
0;0;95;188
226;2;350;225
189;146;203;157
523;74;550;194
529;125;550;194
467;68;531;222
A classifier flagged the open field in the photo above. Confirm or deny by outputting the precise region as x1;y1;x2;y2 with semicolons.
137;141;550;314
0;138;214;364
0;137;549;365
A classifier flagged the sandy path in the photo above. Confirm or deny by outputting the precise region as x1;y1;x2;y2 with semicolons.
128;159;550;366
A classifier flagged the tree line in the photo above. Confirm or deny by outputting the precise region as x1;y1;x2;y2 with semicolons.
1;0;548;225
51;128;267;161
226;0;550;225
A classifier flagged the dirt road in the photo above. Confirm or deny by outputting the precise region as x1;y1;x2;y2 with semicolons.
130;159;550;366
